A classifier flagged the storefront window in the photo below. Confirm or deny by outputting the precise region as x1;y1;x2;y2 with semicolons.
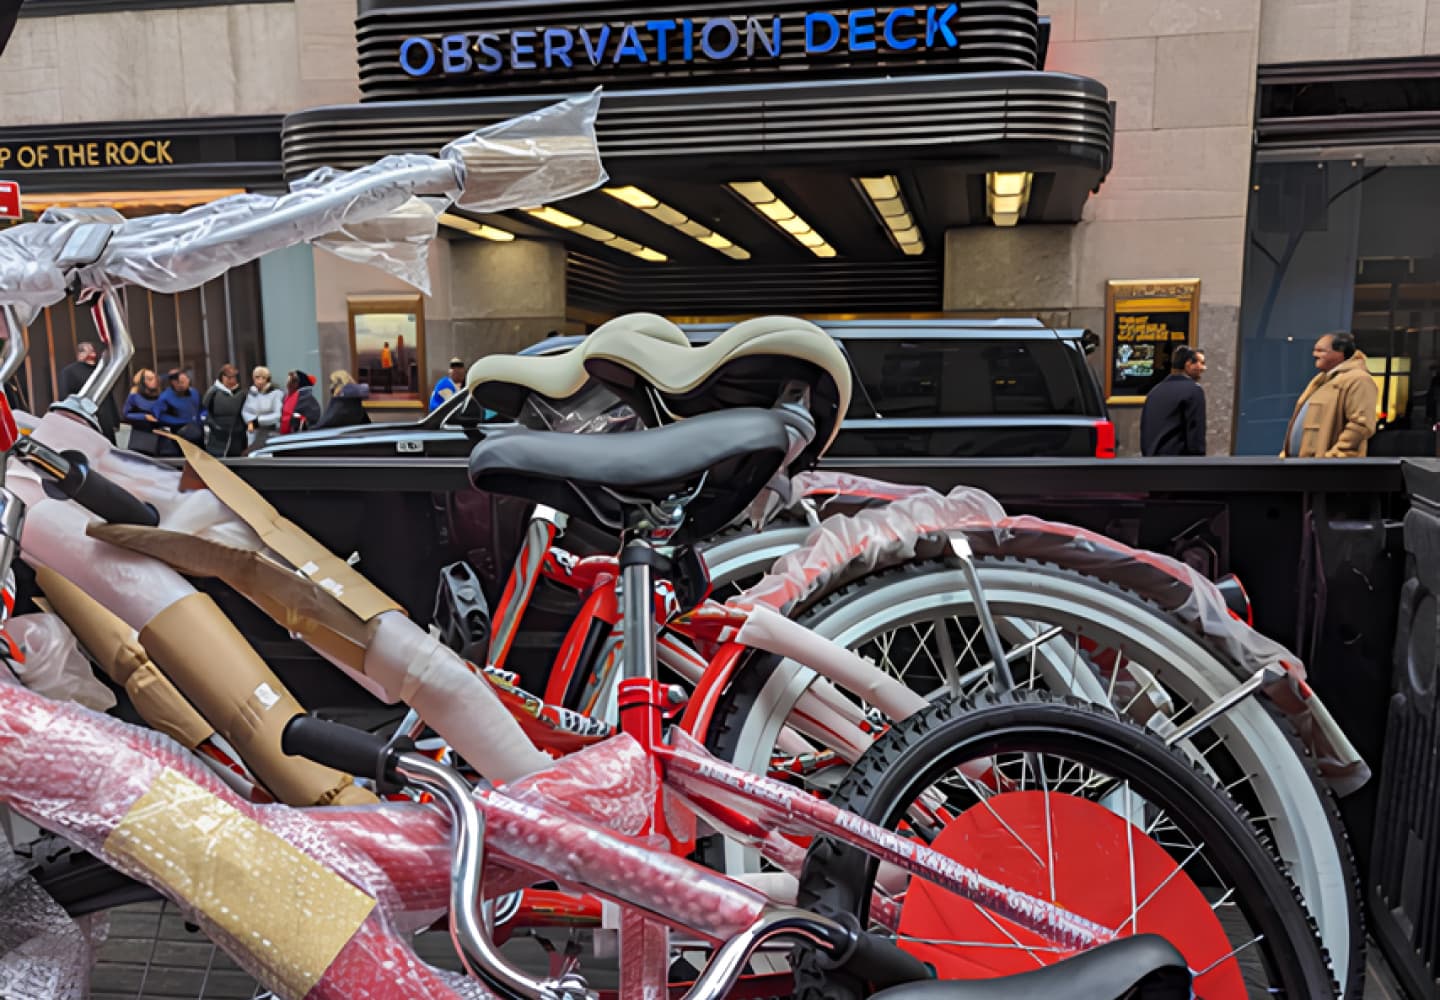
1237;160;1440;455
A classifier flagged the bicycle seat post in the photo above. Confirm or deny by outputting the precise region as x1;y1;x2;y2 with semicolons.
615;505;680;764
613;505;687;1000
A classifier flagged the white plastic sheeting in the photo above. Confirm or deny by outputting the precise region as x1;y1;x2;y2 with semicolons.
0;91;605;322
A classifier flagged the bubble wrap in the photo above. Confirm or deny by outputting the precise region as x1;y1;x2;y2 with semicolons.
739;470;1367;790
0;91;605;317
0;834;106;1000
0;678;496;999
0;679;770;996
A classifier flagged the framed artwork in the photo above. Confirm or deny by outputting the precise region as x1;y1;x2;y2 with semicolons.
348;294;427;407
1104;279;1201;405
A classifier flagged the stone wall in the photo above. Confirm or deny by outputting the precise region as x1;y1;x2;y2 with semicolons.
944;0;1262;455
1260;0;1440;62
0;4;304;123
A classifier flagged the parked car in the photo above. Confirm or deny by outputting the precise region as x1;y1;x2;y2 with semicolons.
252;319;1113;460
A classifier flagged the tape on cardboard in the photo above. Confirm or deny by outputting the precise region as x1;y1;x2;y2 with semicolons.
104;769;376;997
86;524;375;672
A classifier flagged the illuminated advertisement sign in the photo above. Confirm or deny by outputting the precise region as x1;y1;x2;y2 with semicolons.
399;4;966;77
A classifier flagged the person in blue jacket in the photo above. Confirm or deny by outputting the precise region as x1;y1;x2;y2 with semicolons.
428;357;467;411
157;369;204;444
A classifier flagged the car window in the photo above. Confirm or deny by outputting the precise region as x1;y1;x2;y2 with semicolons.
841;338;1086;418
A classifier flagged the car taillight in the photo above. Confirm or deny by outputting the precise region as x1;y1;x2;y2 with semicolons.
1215;573;1254;627
1093;420;1116;459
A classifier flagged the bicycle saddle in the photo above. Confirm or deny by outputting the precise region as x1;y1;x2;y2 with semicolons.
869;935;1190;1000
468;313;688;416
467;407;790;543
469;314;852;471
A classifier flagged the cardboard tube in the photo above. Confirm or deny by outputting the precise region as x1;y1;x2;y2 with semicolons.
139;593;375;807
36;567;215;749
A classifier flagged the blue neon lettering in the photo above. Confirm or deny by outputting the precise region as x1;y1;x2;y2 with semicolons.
402;6;976;75
926;4;959;47
475;32;502;71
441;34;471;73
805;11;841;52
848;8;877;51
510;29;537;68
399;37;436;76
543;28;574;67
746;16;782;56
579;25;611;65
883;7;917;50
614;24;648;61
701;17;739;59
647;19;677;62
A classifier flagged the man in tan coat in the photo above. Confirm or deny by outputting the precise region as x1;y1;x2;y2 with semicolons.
1280;332;1378;458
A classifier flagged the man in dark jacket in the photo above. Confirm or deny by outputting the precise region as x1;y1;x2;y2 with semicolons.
1140;346;1207;456
157;369;204;444
57;341;119;443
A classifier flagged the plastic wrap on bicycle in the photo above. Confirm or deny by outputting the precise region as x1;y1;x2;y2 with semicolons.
0;91;604;323
746;471;1368;788
0;835;108;1000
0;679;501;999
479;735;770;941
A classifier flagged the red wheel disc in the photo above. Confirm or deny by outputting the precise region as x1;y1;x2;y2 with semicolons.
895;790;1246;998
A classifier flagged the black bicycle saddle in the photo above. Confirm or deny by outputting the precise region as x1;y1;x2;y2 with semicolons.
869;935;1191;1000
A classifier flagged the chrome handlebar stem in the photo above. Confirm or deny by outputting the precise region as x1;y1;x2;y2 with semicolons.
392;749;860;1000
0;308;26;391
392;751;592;1000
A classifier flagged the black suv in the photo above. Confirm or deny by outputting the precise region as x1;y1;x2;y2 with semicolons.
252;319;1113;460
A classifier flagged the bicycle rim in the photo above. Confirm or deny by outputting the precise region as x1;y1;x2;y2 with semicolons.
712;560;1358;994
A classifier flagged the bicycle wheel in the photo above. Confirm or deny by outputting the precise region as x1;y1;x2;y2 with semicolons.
705;558;1362;996
792;691;1335;999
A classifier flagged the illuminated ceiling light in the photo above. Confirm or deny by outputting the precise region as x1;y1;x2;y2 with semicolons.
728;180;837;259
986;171;1034;228
438;212;515;242
602;185;751;261
856;175;926;256
21;188;244;216
524;205;668;262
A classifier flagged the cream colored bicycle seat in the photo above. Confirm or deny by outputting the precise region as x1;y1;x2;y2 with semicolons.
581;315;852;469
467;312;688;417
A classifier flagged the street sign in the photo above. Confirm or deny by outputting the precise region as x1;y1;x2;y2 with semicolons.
0;181;19;220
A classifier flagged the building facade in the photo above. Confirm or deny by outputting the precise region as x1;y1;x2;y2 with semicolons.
2;0;1440;453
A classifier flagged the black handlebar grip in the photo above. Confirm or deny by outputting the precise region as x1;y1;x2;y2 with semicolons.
832;927;933;990
58;450;159;527
281;714;399;785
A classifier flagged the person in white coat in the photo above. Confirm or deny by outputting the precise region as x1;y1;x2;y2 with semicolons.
241;365;284;450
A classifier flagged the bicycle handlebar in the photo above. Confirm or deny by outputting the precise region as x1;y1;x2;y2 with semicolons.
282;712;932;1000
281;714;406;789
13;437;158;527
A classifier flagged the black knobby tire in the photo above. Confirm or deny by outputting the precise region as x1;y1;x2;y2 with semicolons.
17;829;158;915
791;691;1336;1000
735;555;1364;998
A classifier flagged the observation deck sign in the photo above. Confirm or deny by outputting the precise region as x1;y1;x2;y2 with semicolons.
398;4;968;78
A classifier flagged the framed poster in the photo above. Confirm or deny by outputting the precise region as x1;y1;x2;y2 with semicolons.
1104;279;1201;404
348;294;427;408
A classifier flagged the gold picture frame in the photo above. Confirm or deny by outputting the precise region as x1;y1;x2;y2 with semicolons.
347;294;427;409
1104;279;1201;405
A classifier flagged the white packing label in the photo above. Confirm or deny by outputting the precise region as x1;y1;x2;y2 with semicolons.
253;683;280;710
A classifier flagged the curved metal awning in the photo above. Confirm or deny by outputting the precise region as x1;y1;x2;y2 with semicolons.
282;71;1112;312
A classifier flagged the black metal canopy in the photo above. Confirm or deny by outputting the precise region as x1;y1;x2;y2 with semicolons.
282;0;1111;314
